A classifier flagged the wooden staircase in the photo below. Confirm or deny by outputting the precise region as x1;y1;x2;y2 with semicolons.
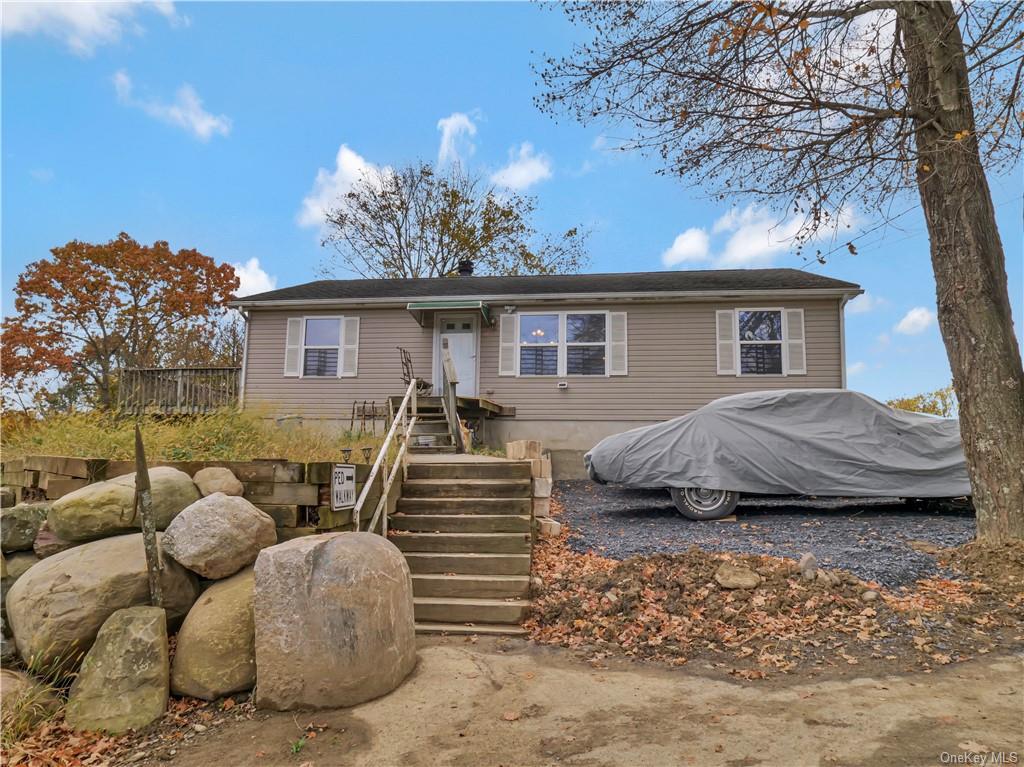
389;395;458;454
390;459;533;635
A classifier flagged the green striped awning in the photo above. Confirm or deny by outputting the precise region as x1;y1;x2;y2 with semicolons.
406;300;491;326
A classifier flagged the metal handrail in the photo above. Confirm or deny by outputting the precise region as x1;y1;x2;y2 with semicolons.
353;377;418;533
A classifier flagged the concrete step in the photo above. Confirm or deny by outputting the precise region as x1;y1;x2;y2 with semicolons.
414;597;530;625
406;462;532;481
402;478;532;499
411;421;451;435
412;573;530;599
397;497;532;515
403;552;532;575
391;531;531;554
415;622;527;637
392;514;532;533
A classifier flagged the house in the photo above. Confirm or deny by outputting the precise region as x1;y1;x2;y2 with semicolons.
230;266;862;477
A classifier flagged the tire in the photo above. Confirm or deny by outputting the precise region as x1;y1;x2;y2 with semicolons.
670;487;740;521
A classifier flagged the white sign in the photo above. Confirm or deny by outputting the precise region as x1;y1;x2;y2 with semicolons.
331;464;356;511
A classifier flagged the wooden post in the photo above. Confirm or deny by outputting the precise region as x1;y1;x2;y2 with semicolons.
134;425;164;608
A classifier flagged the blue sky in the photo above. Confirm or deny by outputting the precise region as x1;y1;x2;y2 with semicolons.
2;1;1021;402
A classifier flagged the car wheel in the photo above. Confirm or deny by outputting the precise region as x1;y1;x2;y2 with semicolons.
670;487;740;521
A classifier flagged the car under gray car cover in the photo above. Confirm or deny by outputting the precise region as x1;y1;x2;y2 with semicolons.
584;390;971;498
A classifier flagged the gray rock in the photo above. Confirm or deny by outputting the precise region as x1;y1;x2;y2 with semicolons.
1;502;50;553
33;520;79;558
798;552;818;580
66;607;169;734
6;533;198;669
254;533;416;710
49;467;200;541
714;561;762;590
192;468;244;498
1;486;17;508
171;568;255;700
3;551;38;583
861;589;880;603
163;494;276;580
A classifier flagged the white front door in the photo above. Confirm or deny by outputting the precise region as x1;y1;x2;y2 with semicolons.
437;315;478;397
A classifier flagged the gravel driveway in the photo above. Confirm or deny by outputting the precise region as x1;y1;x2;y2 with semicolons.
554;480;976;588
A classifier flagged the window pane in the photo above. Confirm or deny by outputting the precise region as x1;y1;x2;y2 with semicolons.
567;314;606;343
567;345;606;375
519;347;558;375
305;318;340;346
738;310;782;341
519;314;559;345
303;348;339;376
740;344;782;375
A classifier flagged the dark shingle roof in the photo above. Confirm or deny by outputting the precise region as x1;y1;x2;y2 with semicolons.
232;268;860;305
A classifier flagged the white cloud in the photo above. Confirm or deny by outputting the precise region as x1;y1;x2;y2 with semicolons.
2;1;183;56
113;70;230;141
231;257;276;297
847;292;885;314
297;144;379;229
490;143;552;191
661;228;710;266
437;112;477;167
712;204;856;267
894;307;936;335
847;361;867;376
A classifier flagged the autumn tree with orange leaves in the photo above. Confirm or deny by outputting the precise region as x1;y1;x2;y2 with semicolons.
539;1;1024;543
1;233;239;411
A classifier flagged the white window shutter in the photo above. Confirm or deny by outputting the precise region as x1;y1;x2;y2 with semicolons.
284;317;303;377
609;312;628;375
784;308;806;375
715;310;737;375
498;314;517;376
340;316;360;377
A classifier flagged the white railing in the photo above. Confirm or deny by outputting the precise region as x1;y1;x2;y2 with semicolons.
353;377;418;534
440;343;466;453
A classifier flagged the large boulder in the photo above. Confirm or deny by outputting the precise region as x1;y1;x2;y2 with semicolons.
6;533;198;669
254;533;416;711
163;494;276;580
2;552;39;623
0;669;60;733
49;467;200;542
65;607;168;734
192;467;244;497
171;568;255;700
33;520;79;559
1;486;18;508
2;502;50;553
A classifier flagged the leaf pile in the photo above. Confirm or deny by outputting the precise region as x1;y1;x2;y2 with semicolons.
527;504;1024;677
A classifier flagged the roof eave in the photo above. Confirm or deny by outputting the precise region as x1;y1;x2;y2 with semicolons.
229;285;863;310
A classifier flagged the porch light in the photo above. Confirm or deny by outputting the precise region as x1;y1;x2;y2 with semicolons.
361;446;373;462
341;448;352;462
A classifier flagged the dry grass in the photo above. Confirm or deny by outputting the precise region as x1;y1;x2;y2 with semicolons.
0;409;386;464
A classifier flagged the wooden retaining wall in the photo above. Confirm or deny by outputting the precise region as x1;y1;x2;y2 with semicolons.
0;456;399;537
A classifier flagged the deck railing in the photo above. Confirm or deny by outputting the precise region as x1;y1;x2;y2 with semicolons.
119;367;241;414
440;343;466;453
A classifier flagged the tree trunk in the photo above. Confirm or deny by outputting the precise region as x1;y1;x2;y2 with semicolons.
134;425;164;607
899;1;1024;543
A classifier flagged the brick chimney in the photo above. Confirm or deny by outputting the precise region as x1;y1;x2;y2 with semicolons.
457;259;474;277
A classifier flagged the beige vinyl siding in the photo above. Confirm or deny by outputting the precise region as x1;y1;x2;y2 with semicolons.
242;297;844;423
243;309;432;418
478;299;843;421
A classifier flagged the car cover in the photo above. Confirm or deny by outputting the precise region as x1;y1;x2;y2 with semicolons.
584;390;971;498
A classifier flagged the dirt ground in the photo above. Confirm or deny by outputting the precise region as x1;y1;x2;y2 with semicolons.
127;636;1023;767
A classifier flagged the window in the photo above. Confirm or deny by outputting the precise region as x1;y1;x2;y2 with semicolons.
737;309;782;375
566;313;606;375
302;318;341;377
519;314;559;375
518;312;607;376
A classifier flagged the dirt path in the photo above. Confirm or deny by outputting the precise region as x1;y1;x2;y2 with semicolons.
134;637;1023;767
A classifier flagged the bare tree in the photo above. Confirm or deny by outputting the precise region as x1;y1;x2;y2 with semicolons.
539;0;1024;543
320;161;588;278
